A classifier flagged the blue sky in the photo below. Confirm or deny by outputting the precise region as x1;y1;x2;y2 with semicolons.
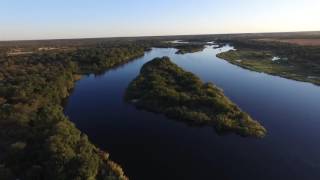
1;0;319;40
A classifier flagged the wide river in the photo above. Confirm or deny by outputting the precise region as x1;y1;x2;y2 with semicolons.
65;45;320;180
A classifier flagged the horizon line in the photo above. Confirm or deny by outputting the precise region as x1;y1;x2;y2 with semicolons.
1;30;320;42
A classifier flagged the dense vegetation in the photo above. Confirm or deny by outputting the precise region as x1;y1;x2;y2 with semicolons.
174;44;206;54
125;57;266;138
0;42;148;180
151;41;206;54
217;39;320;85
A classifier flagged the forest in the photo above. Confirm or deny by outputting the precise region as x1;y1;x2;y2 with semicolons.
125;57;266;138
0;41;148;179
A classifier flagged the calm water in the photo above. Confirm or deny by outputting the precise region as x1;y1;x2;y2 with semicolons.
64;45;320;180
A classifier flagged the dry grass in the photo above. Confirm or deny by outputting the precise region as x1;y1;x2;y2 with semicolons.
257;38;320;46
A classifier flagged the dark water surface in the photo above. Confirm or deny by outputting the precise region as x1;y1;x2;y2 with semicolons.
64;45;320;180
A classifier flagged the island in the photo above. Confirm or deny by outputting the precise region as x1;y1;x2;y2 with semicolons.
125;57;267;138
175;44;206;54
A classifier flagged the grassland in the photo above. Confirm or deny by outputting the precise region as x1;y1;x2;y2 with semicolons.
217;49;320;85
257;38;320;46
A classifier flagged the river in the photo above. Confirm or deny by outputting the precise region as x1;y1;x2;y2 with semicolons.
64;45;320;180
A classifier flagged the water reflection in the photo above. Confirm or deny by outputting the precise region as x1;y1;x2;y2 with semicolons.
65;45;320;180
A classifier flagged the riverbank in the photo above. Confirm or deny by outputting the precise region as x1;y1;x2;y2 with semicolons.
217;49;320;85
0;43;147;179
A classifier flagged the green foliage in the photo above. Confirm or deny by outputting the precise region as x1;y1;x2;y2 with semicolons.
0;42;144;179
72;44;146;73
175;44;205;54
125;57;266;138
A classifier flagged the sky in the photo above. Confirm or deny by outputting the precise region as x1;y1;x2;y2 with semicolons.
0;0;319;40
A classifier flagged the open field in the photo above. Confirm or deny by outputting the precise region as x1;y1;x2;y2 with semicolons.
217;49;320;85
257;38;320;46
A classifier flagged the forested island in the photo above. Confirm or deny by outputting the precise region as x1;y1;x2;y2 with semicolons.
153;41;206;54
125;57;266;138
175;44;206;54
217;39;320;85
0;40;149;180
